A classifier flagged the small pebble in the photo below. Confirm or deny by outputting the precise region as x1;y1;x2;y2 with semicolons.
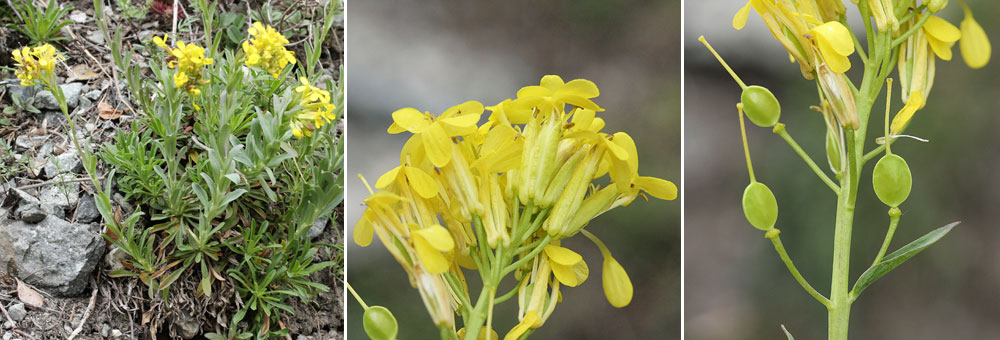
2;332;11;340
7;303;25;322
2;321;11;329
111;329;122;337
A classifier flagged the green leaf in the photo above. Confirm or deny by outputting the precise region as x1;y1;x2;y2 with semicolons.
109;269;139;278
851;222;959;298
781;325;794;340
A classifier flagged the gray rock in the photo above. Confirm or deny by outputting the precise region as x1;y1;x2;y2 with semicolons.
111;329;122;337
34;83;83;110
84;90;102;101
14;204;45;224
0;215;105;296
13;135;47;151
4;84;33;104
43;151;82;178
69;11;88;23
104;245;126;272
1;321;10;329
2;332;10;340
75;195;100;223
6;304;24;322
174;312;200;339
100;323;110;337
86;31;104;45
308;217;328;239
38;178;80;212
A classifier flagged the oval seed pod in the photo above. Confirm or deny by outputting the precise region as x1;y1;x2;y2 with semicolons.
825;129;842;173
872;154;912;207
742;182;778;231
363;306;399;340
741;85;781;127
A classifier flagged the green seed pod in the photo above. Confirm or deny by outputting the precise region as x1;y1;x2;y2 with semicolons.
741;85;781;127
872;154;912;207
742;182;778;231
363;306;398;340
825;129;842;173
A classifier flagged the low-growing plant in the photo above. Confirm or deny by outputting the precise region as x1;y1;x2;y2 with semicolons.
83;0;344;338
9;0;73;45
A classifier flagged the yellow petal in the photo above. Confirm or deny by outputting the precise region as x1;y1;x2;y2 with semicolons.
442;100;485;118
602;257;633;308
960;14;991;69
927;35;955;60
414;225;455;252
422;122;454;167
634;176;678;200
550;259;589;287
539;75;565;90
733;0;752;30
354;210;375;247
559;79;600;98
817;37;853;73
890;91;926;135
612;132;638;175
413;225;454;274
516;85;551;98
440;113;482;135
543;245;583;265
374;165;402;189
810;22;855;56
391;108;430;133
503;311;540;340
923;16;961;44
403;165;439;199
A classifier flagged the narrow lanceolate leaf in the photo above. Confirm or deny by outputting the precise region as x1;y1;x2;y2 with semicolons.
851;222;959;298
781;325;795;340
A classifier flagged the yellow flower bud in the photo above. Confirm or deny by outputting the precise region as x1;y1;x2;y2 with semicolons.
959;5;991;69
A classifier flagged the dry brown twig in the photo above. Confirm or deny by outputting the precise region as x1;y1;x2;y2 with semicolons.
65;287;97;340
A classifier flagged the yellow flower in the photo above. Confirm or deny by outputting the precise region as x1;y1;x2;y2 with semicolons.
958;2;991;69
512;75;603;114
808;21;856;73
411;225;455;274
922;16;961;61
387;101;483;167
155;37;213;95
289;77;338;138
503;311;540;340
11;44;63;87
543;245;589;287
243;22;296;78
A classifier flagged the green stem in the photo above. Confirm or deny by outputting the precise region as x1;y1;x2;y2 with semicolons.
493;285;519;304
892;14;932;48
871;209;902;266
770;235;831;307
503;235;553;276
773;123;839;193
462;286;494;340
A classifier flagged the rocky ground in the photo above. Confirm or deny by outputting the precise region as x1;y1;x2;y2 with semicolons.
0;1;344;339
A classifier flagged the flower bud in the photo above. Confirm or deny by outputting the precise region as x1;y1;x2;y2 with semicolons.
959;8;991;69
363;306;398;340
742;182;778;231
928;0;948;13
825;127;843;174
872;154;912;207
741;85;781;127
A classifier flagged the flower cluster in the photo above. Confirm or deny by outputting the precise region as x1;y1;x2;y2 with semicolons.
290;77;337;138
242;22;297;78
11;44;63;87
153;35;214;95
355;75;676;337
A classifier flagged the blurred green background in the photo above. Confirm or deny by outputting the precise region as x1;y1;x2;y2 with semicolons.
686;1;1000;339
345;0;680;338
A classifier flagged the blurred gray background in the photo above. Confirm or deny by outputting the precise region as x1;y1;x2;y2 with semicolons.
345;0;680;338
686;1;1000;339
